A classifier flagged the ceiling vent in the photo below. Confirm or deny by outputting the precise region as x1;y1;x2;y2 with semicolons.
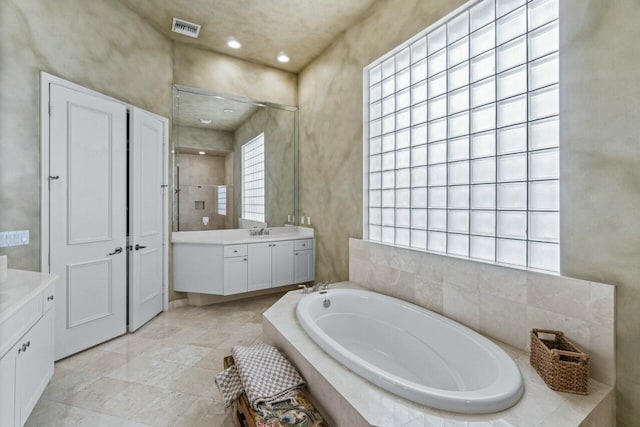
172;18;201;38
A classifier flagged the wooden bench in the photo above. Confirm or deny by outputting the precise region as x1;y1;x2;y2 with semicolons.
223;355;327;427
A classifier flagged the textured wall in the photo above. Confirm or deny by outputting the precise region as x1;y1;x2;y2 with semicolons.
0;0;173;271
233;107;296;228
175;126;234;153
560;1;640;425
173;43;298;107
299;0;640;422
298;0;465;282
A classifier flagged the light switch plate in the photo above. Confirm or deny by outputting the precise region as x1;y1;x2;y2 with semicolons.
0;230;30;247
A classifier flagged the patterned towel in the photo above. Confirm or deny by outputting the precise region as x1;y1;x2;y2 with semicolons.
215;343;305;411
215;364;244;407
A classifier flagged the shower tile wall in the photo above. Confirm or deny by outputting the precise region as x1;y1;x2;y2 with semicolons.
177;153;231;230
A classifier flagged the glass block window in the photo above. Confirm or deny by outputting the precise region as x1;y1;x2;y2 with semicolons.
364;0;559;271
217;186;227;216
242;133;265;222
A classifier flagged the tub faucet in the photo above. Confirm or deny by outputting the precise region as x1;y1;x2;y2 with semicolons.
298;284;310;294
313;281;330;293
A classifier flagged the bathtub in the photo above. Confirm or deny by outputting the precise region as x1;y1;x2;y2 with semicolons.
296;289;524;414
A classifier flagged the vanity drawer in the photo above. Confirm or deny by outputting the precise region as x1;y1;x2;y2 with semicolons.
294;239;313;251
43;282;56;313
224;244;247;258
0;293;43;359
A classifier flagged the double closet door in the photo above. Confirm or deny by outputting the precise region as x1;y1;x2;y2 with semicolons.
47;80;167;360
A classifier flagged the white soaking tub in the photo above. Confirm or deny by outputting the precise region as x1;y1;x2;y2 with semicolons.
296;289;524;414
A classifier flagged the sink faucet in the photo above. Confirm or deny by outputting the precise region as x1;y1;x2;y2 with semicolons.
249;227;270;236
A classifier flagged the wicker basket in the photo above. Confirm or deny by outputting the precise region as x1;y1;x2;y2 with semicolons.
530;329;589;394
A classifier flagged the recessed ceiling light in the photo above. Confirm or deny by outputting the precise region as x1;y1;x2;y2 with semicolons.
198;151;206;155
223;109;234;113
199;118;212;124
214;96;224;100
277;51;290;63
227;37;241;49
257;103;266;107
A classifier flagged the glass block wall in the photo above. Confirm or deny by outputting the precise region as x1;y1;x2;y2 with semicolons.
364;0;559;271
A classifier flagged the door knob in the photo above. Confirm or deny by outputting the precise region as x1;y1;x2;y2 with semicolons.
134;244;147;250
108;247;123;256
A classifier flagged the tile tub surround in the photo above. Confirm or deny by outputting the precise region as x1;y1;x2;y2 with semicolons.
349;239;616;387
263;286;615;427
26;292;283;427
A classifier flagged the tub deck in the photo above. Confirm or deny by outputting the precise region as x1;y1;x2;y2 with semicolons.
262;282;614;427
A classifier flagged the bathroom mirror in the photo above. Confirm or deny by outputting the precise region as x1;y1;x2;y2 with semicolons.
172;85;298;231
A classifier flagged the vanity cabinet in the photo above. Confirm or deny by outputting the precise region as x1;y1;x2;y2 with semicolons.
294;249;314;283
248;241;295;291
173;233;315;296
0;275;56;427
224;256;249;295
247;243;272;291
270;241;295;287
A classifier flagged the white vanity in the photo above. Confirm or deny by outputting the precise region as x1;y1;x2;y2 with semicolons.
0;269;57;427
173;226;314;295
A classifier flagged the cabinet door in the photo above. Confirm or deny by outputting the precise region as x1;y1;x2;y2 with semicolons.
294;250;314;284
247;243;272;292
16;310;54;426
223;257;248;295
0;343;17;427
271;241;294;287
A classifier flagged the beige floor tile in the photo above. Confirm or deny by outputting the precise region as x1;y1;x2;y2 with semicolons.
131;388;199;427
169;397;235;427
42;367;101;404
100;383;165;419
26;293;282;426
55;349;131;376
167;365;218;398
97;334;158;356
107;357;188;389
64;377;131;413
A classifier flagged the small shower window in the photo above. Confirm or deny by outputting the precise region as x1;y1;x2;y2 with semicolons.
363;0;559;271
217;186;227;216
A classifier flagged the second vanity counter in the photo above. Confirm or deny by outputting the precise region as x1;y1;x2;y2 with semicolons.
173;227;315;296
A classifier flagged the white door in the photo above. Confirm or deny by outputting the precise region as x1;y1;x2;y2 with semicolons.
224;257;248;295
294;250;314;283
49;84;127;360
271;241;294;287
247;243;272;291
129;108;166;332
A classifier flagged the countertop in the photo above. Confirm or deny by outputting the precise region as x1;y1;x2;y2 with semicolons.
0;269;58;324
172;226;314;245
263;282;615;427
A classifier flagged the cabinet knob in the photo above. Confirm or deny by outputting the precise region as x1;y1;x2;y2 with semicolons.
295;253;298;256
243;258;247;261
26;341;31;348
47;295;54;301
233;250;238;253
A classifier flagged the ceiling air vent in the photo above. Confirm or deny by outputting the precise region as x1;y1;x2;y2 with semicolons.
172;18;201;38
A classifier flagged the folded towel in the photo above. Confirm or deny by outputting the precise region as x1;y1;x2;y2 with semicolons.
214;343;305;411
214;364;244;407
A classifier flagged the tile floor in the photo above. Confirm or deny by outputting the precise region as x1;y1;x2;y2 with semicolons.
27;293;285;427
